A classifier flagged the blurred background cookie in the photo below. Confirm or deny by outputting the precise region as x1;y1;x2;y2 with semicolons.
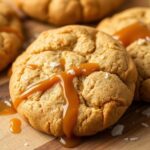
12;0;125;25
97;7;150;102
0;1;23;72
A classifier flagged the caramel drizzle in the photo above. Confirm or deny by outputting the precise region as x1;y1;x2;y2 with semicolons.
114;22;150;47
26;64;40;70
0;100;16;115
0;27;23;41
14;63;99;138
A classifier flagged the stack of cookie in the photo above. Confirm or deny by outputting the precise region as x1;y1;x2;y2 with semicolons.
97;8;150;102
0;0;149;148
0;2;23;71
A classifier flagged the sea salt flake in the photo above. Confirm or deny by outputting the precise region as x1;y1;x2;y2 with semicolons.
4;100;11;107
67;69;76;75
137;38;146;45
49;62;60;68
113;36;119;40
100;55;105;60
146;36;150;41
104;73;109;79
129;137;139;141
124;137;139;142
142;107;150;117
141;122;149;128
24;142;29;147
111;124;124;137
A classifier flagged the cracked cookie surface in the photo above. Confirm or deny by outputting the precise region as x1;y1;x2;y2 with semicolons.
10;25;137;137
0;1;23;71
97;7;150;101
13;0;125;25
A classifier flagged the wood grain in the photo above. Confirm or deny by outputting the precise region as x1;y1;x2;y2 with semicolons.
0;0;150;150
0;78;54;150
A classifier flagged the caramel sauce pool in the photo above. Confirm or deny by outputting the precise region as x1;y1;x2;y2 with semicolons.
0;100;16;115
9;118;22;134
114;22;150;47
0;100;22;134
59;136;82;148
14;63;99;146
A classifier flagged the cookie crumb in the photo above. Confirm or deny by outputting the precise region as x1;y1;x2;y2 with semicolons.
142;107;150;117
50;62;60;68
111;124;124;136
141;122;149;128
67;69;76;75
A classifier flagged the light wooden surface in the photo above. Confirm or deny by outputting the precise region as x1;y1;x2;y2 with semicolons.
0;0;150;150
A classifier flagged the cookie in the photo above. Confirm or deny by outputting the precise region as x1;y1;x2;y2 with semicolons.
0;1;23;71
13;0;125;25
97;7;150;102
10;25;137;138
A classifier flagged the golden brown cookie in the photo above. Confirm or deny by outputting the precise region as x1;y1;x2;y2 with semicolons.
0;1;23;71
97;7;150;102
10;25;137;138
13;0;125;25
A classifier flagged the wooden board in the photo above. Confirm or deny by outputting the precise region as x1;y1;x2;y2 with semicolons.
1;0;150;149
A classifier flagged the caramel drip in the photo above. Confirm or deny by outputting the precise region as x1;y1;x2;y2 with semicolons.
0;27;23;41
14;63;99;138
9;118;21;134
0;100;16;115
59;137;81;148
26;64;40;70
114;22;150;47
60;72;79;138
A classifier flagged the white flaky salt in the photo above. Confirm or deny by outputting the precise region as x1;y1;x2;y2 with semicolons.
49;62;60;68
111;124;124;136
113;36;119;40
137;37;150;45
24;142;29;147
100;55;105;60
104;73;109;79
141;122;149;128
124;137;139;142
4;100;11;107
67;69;76;75
137;38;146;45
142;107;150;117
129;137;139;141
